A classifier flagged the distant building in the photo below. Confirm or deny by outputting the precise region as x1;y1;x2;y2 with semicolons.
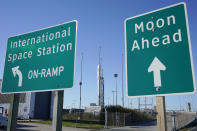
0;80;53;119
90;103;97;106
67;109;84;113
84;104;102;114
141;108;156;115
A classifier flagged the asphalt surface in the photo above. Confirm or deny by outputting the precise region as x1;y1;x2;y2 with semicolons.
190;126;197;131
0;122;91;131
99;121;157;131
0;121;157;131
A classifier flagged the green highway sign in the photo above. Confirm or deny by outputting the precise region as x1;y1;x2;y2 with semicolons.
2;20;78;93
125;3;196;97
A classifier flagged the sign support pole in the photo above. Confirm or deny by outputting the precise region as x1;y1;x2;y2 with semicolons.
7;93;20;131
156;96;167;131
52;90;64;131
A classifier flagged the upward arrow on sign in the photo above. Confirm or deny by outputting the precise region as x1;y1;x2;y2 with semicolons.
148;57;166;89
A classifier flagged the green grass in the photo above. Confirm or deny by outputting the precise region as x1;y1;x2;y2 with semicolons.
32;120;106;130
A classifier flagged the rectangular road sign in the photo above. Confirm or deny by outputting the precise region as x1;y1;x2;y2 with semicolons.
2;20;78;93
125;3;196;97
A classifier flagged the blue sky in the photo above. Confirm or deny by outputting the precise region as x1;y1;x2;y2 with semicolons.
0;0;197;111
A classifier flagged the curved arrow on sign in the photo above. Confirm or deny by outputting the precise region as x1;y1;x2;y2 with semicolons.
12;66;23;87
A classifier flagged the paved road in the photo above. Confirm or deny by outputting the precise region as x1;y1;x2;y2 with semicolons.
0;122;91;131
190;126;197;131
100;121;157;131
0;121;157;131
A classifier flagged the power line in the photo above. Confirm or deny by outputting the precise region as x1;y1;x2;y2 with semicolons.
79;53;83;109
112;90;116;105
114;74;118;106
122;53;124;107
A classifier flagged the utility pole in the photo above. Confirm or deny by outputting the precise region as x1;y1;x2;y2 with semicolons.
73;100;76;109
138;98;140;111
122;53;124;107
130;99;132;109
112;91;115;105
107;97;110;106
79;53;83;109
114;74;118;106
152;97;154;109
128;98;130;108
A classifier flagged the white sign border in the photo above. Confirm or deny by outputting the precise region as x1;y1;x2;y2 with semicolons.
1;20;78;94
124;2;196;98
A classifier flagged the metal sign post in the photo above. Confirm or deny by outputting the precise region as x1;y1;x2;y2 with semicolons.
7;94;20;131
52;90;64;131
156;96;167;131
